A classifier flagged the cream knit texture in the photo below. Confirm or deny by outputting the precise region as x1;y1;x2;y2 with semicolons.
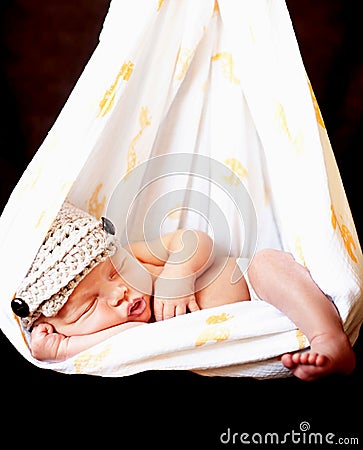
15;201;116;330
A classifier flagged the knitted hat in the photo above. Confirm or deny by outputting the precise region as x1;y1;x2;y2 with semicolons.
11;200;117;330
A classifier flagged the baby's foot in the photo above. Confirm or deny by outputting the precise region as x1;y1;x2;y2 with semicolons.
281;333;356;381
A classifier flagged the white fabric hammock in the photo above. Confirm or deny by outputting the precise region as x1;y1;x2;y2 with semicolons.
1;0;363;379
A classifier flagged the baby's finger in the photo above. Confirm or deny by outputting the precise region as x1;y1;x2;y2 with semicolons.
162;301;176;320
153;298;164;321
187;299;200;313
175;304;187;316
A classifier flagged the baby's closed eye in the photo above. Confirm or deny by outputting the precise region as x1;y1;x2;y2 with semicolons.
71;297;97;323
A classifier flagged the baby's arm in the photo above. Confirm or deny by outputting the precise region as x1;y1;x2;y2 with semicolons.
131;229;215;321
30;322;143;361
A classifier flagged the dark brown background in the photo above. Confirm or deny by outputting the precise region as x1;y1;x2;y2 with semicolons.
1;1;362;446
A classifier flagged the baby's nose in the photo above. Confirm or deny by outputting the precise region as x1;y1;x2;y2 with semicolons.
105;285;128;307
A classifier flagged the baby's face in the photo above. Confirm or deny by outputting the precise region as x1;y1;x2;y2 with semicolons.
39;256;153;336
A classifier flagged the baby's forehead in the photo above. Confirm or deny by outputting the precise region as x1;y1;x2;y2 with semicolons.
95;256;115;270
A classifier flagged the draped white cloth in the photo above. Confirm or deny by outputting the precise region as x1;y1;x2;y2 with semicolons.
1;0;362;378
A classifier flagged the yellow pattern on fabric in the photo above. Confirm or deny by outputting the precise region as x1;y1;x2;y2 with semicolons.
195;312;233;346
30;165;42;189
331;205;358;263
275;101;304;153
127;107;151;174
307;79;325;129
276;101;290;138
35;210;46;229
60;181;72;196
88;184;106;219
74;346;111;374
212;52;240;84
168;204;182;220
224;158;248;184
295;236;306;267
248;25;256;44
98;61;135;117
36;209;62;235
296;329;307;349
157;0;165;11
175;48;194;81
206;313;233;324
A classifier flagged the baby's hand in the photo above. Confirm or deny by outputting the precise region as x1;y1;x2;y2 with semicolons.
30;323;69;361
153;294;200;321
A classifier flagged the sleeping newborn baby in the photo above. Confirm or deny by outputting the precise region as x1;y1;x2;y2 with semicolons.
12;200;356;381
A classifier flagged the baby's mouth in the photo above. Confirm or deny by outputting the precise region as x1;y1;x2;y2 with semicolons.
128;298;147;317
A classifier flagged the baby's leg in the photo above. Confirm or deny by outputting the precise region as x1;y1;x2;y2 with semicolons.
247;249;356;381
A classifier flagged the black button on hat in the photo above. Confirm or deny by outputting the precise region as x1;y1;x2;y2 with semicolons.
11;298;30;318
101;217;115;235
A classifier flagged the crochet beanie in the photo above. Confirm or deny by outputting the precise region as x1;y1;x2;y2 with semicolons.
11;200;117;330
